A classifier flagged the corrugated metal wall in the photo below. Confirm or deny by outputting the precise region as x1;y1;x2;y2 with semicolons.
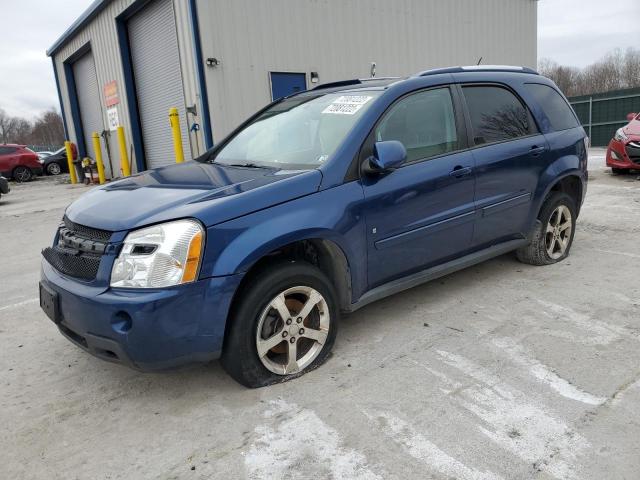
196;0;537;140
51;0;202;174
52;0;537;169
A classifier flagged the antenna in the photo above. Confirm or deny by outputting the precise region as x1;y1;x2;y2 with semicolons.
477;57;483;65
370;62;377;78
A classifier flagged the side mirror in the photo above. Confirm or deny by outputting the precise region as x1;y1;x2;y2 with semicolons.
363;140;407;175
627;112;637;122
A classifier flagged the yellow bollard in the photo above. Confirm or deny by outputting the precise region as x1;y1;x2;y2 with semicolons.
91;132;106;184
64;140;78;184
116;126;131;177
169;107;185;163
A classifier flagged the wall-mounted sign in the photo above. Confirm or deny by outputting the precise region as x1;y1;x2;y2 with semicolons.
107;106;119;131
103;80;119;107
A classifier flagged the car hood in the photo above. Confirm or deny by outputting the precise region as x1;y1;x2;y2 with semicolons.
623;118;640;139
65;161;322;232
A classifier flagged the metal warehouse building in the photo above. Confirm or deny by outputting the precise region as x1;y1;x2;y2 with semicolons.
48;0;538;177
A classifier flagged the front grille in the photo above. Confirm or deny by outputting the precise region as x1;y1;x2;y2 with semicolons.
625;143;640;164
63;215;112;242
42;247;101;280
43;218;113;281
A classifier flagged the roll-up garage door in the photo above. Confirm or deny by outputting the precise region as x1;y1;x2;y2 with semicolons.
72;52;106;171
128;0;191;169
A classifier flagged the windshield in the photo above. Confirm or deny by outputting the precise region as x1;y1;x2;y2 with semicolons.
213;91;382;169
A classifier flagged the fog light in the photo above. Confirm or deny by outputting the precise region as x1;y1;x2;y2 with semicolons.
610;150;622;161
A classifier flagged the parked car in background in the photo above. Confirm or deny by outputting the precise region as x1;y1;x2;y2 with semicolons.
0;175;9;200
606;112;640;173
0;145;43;182
42;146;74;175
40;66;587;387
37;151;54;160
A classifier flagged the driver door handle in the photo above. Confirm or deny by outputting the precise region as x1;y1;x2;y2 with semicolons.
449;166;473;178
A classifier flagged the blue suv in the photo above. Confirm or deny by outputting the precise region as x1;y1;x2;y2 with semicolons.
40;66;588;387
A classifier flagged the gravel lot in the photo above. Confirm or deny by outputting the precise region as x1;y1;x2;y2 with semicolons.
1;149;639;480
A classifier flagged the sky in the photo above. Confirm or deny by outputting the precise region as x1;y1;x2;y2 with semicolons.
1;0;639;120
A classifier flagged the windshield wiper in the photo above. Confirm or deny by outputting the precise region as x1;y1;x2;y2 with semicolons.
226;163;265;168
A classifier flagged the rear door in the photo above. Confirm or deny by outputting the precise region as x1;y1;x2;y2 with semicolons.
459;84;550;248
361;86;476;288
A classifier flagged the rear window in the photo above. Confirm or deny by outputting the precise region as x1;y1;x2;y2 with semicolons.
525;83;579;131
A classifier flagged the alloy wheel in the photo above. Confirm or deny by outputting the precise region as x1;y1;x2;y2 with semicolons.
545;205;572;260
256;286;330;375
47;162;61;175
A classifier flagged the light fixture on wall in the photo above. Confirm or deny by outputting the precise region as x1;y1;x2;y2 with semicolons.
310;72;319;84
206;57;220;68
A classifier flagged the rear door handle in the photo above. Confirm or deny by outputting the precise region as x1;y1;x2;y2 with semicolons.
529;145;546;156
449;166;473;178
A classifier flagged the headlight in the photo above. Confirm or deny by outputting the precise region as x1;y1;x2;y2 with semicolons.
614;128;628;142
111;219;204;288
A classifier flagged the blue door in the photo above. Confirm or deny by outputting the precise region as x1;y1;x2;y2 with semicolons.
270;72;307;101
361;87;476;288
459;84;550;248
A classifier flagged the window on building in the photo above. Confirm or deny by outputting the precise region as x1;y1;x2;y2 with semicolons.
462;85;536;145
525;83;580;131
375;87;459;162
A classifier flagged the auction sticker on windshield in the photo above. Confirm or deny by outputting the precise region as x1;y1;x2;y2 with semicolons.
323;95;372;115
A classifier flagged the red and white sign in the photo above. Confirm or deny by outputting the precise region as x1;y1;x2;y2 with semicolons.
103;80;119;107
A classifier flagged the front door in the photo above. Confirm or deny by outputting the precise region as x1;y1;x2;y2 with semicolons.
270;72;307;101
361;87;476;288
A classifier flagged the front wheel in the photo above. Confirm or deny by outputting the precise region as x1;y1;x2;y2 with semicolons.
13;166;32;182
221;261;338;388
516;192;577;266
46;162;62;175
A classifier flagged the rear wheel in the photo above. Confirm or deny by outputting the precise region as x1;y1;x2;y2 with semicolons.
46;162;62;175
611;168;628;175
221;261;338;388
13;166;32;182
516;192;576;266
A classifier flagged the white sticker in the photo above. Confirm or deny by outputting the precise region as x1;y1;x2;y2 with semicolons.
106;106;119;131
322;95;372;115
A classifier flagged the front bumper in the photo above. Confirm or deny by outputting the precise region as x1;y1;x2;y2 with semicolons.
606;139;640;169
40;258;243;370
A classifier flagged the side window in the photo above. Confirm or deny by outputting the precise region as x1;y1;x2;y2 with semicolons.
462;85;536;145
525;83;580;131
375;88;459;163
0;147;16;155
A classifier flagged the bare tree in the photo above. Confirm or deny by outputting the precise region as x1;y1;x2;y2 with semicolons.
0;108;65;146
539;47;640;97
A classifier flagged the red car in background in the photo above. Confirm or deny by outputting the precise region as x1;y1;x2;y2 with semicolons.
0;144;43;182
606;112;640;174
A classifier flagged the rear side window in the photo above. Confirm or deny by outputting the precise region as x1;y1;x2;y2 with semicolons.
525;83;579;131
375;87;459;162
0;146;16;155
462;85;536;145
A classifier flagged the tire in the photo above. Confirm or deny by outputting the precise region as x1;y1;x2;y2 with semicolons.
516;192;577;266
46;162;62;175
612;168;628;175
221;261;339;388
13;166;32;182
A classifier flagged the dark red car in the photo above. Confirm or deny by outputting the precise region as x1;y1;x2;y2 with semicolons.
606;113;640;173
0;144;43;182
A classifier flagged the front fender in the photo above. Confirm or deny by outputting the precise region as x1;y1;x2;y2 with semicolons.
200;182;368;299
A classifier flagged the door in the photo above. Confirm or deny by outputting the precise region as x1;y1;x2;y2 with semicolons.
459;84;549;248
362;87;476;288
270;72;306;101
72;51;107;174
128;0;191;169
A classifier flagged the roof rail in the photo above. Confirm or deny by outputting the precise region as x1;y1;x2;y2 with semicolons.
415;65;539;77
312;77;401;91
